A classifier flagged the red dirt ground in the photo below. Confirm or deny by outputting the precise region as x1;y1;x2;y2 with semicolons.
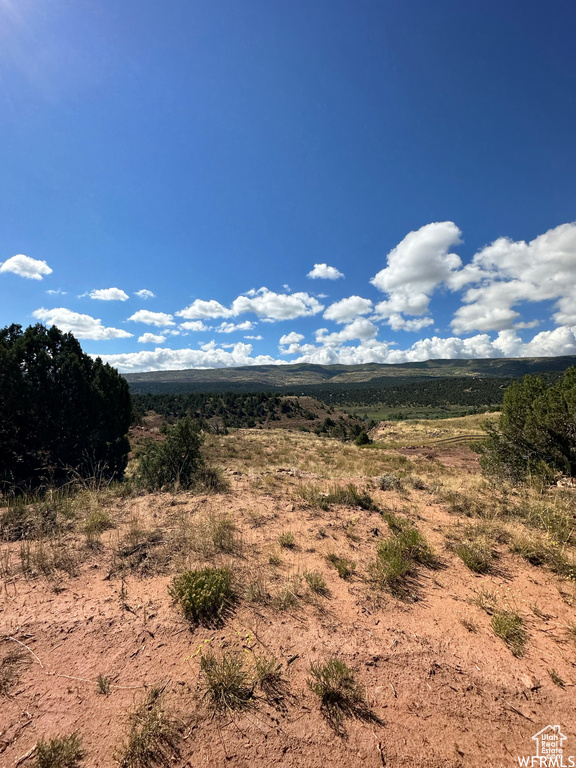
1;441;575;768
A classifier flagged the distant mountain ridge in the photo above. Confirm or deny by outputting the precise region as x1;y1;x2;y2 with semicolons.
124;356;576;394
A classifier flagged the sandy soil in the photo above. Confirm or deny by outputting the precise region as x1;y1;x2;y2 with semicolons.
1;434;575;768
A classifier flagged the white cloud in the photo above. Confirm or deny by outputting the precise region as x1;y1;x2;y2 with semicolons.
176;299;233;320
231;288;323;320
128;310;175;327
215;321;255;333
180;321;211;332
46;288;67;296
371;222;462;318
138;333;166;344
316;317;379;346
245;334;263;340
1;254;53;280
387;313;434;332
323;296;373;324
88;287;129;301
97;342;279;373
279;332;305;345
135;289;155;299
307;263;344;280
32;307;133;340
451;222;576;333
177;288;323;322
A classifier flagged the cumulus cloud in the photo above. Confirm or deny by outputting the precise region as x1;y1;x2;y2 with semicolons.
177;288;323;322
96;343;279;373
1;254;53;280
371;222;462;319
323;296;373;324
135;289;155;299
33;307;133;340
127;310;175;327
315;318;379;346
387;313;434;332
88;287;129;301
451;222;576;333
46;288;67;295
245;334;263;340
215;321;255;333
138;333;166;344
176;299;232;320
307;263;344;280
279;332;305;345
180;320;211;332
288;326;576;367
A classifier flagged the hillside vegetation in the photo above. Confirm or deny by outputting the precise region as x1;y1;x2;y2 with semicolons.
1;414;575;767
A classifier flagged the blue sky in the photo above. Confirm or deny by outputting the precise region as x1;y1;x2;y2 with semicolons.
1;0;576;371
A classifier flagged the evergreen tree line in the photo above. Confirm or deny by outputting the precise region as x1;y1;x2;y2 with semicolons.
0;324;131;492
480;368;576;481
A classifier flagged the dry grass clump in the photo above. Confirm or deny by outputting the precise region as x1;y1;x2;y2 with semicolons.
245;574;270;604
446;524;498;574
255;657;289;701
326;553;356;580
200;650;254;712
459;617;478;633
548;668;565;687
379;472;405;492
34;733;85;768
278;531;296;549
0;646;28;697
298;483;377;511
307;658;380;735
490;611;527;657
371;516;436;597
453;538;494;574
117;687;180;768
304;570;330;596
272;576;302;610
169;567;235;626
510;533;575;578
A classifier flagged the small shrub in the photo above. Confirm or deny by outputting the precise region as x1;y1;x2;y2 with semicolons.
268;553;281;566
491;611;527;657
278;531;296;549
255;657;288;700
328;484;378;511
453;538;494;574
34;733;84;768
326;553;355;580
137;416;204;492
304;570;330;596
379;473;404;492
299;483;377;511
200;651;254;712
169;567;234;626
472;587;500;615
307;659;376;734
354;431;371;446
118;687;179;768
371;525;435;596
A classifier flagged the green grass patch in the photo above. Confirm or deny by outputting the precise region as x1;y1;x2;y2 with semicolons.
169;567;234;626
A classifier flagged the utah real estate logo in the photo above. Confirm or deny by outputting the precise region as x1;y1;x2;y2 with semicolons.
518;726;575;767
